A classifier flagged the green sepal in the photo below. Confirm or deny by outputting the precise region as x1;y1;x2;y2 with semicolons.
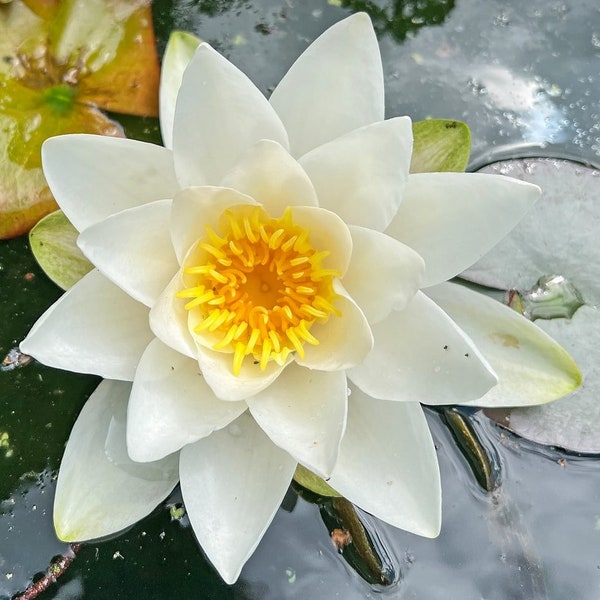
293;464;341;498
410;119;471;173
29;210;93;290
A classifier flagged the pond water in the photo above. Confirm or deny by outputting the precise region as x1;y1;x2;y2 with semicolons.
1;0;599;598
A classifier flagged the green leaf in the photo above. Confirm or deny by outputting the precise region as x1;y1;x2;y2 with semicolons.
293;464;341;498
29;210;93;290
410;119;471;173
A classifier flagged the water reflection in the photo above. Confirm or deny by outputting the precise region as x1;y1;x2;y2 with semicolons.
332;1;455;41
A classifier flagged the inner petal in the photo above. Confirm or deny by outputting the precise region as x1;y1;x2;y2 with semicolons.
177;204;343;375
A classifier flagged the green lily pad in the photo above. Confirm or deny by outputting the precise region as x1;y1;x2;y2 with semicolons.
410;119;471;174
29;209;93;290
463;158;600;453
0;0;160;239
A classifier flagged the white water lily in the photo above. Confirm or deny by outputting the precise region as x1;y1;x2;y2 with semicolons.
20;13;580;584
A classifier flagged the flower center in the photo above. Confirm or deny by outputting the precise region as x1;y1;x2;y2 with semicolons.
177;205;341;375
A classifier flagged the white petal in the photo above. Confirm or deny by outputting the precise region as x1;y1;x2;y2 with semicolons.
270;13;384;157
20;270;152;380
170;186;258;264
195;342;290;402
426;282;581;407
289;205;352;276
77;200;178;307
247;364;347;478
160;31;201;150
180;413;296;584
344;225;424;324
299;117;412;231
348;291;497;404
149;272;196;359
173;43;289;187
42;135;178;232
386;173;541;287
328;387;441;537
220;140;318;214
127;339;246;462
54;380;179;541
296;280;373;371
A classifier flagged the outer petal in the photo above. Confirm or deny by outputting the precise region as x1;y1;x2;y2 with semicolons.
269;12;384;157
54;380;179;541
296;280;373;371
219;140;318;214
299;117;413;231
386;173;541;287
343;225;424;324
160;31;201;150
149;272;196;359
328;386;441;537
247;364;347;478
170;186;258;264
42;135;179;232
173;43;289;187
195;342;290;402
426;282;581;407
289;205;353;276
348;291;498;405
127;339;246;462
180;412;297;584
78;200;178;307
20;270;152;381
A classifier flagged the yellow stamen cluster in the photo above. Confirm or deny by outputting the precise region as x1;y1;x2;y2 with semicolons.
177;205;341;375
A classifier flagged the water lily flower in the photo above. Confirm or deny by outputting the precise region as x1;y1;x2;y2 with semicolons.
20;13;580;584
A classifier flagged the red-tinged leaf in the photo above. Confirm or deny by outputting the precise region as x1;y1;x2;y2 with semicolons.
0;0;160;239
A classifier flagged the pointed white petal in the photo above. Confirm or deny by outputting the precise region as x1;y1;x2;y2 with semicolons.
247;364;347;478
180;413;296;584
299;117;412;231
160;31;201;150
328;387;441;537
42;135;178;232
78;200;178;307
296;279;373;371
386;173;541;287
195;342;290;402
173;43;288;187
54;380;179;541
220;140;318;214
344;226;424;324
426;282;581;407
20;270;152;380
348;291;497;405
270;13;384;157
289;205;353;276
127;339;246;462
170;186;257;264
149;272;196;359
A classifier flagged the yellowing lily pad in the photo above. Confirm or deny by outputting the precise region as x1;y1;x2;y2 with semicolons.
29;209;93;290
410;119;471;174
0;0;160;239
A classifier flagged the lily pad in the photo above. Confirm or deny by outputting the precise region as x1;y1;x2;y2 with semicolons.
462;158;600;453
463;159;600;306
410;119;471;174
29;209;93;290
0;0;160;239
